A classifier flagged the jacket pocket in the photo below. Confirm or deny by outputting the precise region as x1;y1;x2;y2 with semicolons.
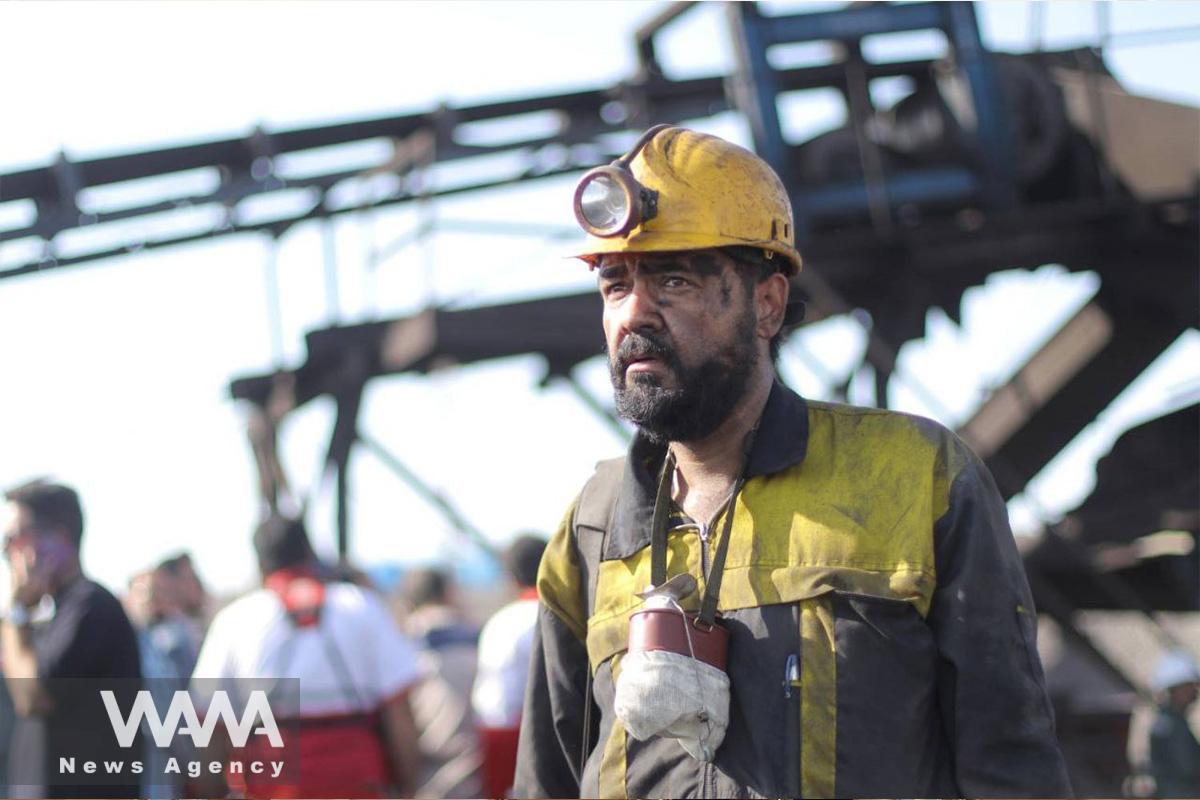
829;590;951;798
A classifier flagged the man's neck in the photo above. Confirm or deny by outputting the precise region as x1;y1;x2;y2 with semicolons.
670;367;774;505
49;563;83;597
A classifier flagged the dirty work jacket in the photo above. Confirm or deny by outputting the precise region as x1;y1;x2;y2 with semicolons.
513;382;1073;799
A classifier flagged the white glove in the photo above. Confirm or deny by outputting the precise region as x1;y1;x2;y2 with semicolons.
613;648;730;762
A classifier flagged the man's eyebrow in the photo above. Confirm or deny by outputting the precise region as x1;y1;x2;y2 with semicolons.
640;254;722;277
598;264;628;281
636;259;683;276
598;255;724;279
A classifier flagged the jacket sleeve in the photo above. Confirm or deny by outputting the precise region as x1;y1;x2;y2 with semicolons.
928;443;1074;798
512;501;595;799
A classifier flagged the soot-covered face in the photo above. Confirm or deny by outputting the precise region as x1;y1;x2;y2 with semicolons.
599;250;760;444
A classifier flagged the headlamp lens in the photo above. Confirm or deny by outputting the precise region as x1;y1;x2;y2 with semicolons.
579;174;629;234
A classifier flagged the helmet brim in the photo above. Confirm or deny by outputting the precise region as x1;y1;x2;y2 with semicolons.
572;230;801;276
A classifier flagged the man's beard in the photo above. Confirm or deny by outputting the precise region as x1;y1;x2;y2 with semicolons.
608;308;759;445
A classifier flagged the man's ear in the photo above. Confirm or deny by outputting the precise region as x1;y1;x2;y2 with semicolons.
755;272;789;340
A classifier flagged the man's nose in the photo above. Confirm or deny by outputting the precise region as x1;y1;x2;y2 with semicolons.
616;278;664;334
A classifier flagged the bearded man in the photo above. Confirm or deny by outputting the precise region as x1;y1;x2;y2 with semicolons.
512;126;1072;799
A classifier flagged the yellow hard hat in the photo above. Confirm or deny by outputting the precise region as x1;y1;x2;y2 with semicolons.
572;125;802;275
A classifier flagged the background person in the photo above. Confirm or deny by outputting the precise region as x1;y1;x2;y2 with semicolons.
400;568;483;799
125;564;200;685
124;564;201;799
1146;650;1200;798
1;479;142;799
473;534;546;798
190;514;424;798
157;552;209;648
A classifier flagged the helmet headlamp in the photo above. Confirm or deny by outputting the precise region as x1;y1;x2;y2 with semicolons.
573;124;672;239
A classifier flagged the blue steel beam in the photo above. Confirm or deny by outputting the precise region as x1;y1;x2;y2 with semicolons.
727;2;790;173
724;0;1019;235
945;1;1018;208
757;2;946;45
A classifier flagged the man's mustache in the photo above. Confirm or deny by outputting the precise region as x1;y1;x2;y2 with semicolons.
612;331;678;373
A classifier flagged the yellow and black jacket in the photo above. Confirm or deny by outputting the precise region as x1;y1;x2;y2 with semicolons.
514;382;1072;799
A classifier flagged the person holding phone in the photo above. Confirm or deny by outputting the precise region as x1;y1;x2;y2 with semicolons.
1;479;142;799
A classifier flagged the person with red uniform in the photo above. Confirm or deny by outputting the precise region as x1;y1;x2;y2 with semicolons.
190;514;423;798
472;534;547;797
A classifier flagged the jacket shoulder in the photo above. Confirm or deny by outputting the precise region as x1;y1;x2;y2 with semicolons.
807;399;952;432
575;456;626;532
805;400;968;456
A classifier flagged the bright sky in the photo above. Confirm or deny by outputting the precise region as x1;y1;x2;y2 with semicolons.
1;1;1198;597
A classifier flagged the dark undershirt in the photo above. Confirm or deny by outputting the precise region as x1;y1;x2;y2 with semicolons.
9;576;142;799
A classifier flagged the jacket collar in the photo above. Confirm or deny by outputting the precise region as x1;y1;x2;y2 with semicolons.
606;381;809;559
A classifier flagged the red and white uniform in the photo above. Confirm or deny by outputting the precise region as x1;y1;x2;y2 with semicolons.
192;576;424;798
471;589;539;796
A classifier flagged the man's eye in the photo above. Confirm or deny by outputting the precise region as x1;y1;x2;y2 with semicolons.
662;276;689;289
602;282;628;298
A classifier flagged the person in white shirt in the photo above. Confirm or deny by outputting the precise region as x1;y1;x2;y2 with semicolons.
471;534;546;797
191;515;423;799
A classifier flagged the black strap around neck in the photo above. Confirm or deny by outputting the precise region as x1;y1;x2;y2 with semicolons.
697;476;745;626
649;450;676;588
648;425;759;626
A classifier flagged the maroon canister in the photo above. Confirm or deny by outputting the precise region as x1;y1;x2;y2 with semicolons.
627;605;729;672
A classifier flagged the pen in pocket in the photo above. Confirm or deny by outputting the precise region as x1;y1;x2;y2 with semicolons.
783;653;799;698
